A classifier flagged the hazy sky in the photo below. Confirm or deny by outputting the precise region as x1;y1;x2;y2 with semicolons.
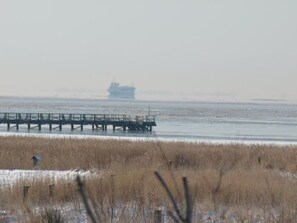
0;1;296;100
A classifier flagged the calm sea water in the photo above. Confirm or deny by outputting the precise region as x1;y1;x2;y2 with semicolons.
1;96;297;144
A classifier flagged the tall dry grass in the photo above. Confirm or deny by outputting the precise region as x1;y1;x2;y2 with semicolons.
1;136;297;222
1;136;297;172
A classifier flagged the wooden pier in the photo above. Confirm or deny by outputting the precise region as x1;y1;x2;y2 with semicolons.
0;112;156;132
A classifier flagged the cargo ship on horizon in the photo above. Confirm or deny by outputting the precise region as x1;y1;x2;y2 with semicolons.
108;82;135;99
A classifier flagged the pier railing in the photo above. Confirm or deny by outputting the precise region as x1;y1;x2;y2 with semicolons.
0;113;155;122
0;112;156;132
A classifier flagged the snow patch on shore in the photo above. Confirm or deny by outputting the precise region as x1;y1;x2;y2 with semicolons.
0;169;93;187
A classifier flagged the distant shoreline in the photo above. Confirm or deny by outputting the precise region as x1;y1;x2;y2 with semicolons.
1;95;297;105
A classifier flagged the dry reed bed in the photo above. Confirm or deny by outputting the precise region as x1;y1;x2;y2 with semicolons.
1;136;297;171
1;136;297;221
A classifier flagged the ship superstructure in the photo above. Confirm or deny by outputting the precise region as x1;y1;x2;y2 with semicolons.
108;82;135;99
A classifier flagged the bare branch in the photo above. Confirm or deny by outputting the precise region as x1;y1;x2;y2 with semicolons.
155;142;182;201
154;171;184;221
168;211;181;223
76;175;99;223
182;176;192;223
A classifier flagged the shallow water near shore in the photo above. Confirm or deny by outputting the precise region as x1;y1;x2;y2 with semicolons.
0;96;297;145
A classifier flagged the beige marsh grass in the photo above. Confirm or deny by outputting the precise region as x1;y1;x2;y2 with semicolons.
1;135;297;222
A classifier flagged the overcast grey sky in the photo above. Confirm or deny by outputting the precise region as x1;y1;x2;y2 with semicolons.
0;1;296;100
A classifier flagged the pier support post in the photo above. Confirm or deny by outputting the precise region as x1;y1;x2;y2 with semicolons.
123;126;126;132
92;125;94;131
38;124;41;131
101;125;104;131
7;123;10;130
113;125;115;131
154;210;162;223
71;124;74;131
49;124;52;131
81;125;83;131
49;184;55;200
16;124;19;131
105;125;107;131
59;124;62;131
28;124;30;130
95;124;99;130
23;186;30;203
149;126;152;132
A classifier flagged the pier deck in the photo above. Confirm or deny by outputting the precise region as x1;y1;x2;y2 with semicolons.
0;112;156;132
